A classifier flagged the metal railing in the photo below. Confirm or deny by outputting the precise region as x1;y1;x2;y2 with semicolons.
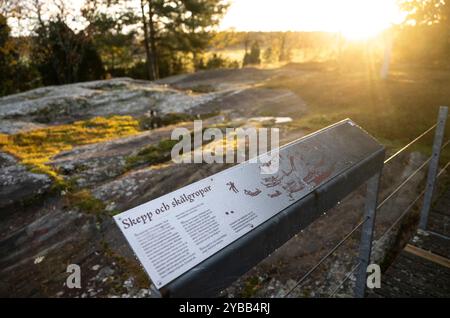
329;161;450;298
283;106;449;298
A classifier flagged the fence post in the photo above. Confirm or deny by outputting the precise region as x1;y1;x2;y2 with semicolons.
354;172;381;298
419;106;448;230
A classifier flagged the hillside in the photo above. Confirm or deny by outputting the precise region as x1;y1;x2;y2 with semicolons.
0;63;447;297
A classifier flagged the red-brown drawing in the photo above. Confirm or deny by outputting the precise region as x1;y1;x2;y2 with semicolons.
267;190;282;198
281;155;297;177
282;180;305;201
261;160;272;167
227;181;239;193
244;188;262;197
261;175;282;188
303;164;335;187
302;170;316;184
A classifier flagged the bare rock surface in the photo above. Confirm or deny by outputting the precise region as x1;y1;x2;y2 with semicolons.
0;78;219;126
0;120;47;134
0;66;429;298
161;67;308;118
0;152;52;210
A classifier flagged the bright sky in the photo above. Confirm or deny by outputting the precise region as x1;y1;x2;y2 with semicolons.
221;0;405;39
9;0;406;40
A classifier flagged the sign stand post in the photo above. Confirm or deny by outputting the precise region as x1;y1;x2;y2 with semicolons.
419;106;448;230
354;172;382;298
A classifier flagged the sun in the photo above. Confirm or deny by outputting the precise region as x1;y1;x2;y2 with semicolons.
333;0;402;41
339;17;390;41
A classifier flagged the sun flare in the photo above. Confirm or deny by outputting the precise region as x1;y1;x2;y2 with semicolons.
331;0;403;40
221;0;404;40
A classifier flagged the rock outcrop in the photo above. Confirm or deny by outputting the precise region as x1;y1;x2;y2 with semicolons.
0;66;425;298
0;153;52;210
0;68;309;297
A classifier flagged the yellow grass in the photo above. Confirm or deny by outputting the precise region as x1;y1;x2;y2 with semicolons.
0;116;140;180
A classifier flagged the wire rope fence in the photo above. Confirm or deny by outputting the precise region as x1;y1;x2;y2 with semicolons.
282;107;449;298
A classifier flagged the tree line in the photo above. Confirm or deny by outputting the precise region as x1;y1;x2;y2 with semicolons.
0;0;229;96
0;0;449;97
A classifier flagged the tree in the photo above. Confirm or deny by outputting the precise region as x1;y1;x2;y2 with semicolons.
1;0;230;91
0;13;40;96
2;0;78;33
263;47;274;64
1;0;104;86
179;0;229;69
197;53;238;70
0;13;19;95
139;0;156;80
140;0;229;78
82;0;139;77
147;0;160;78
243;41;261;66
278;32;291;62
31;20;104;85
397;0;450;63
400;0;449;26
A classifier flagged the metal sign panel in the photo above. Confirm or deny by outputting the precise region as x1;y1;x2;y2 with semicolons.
113;119;384;293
